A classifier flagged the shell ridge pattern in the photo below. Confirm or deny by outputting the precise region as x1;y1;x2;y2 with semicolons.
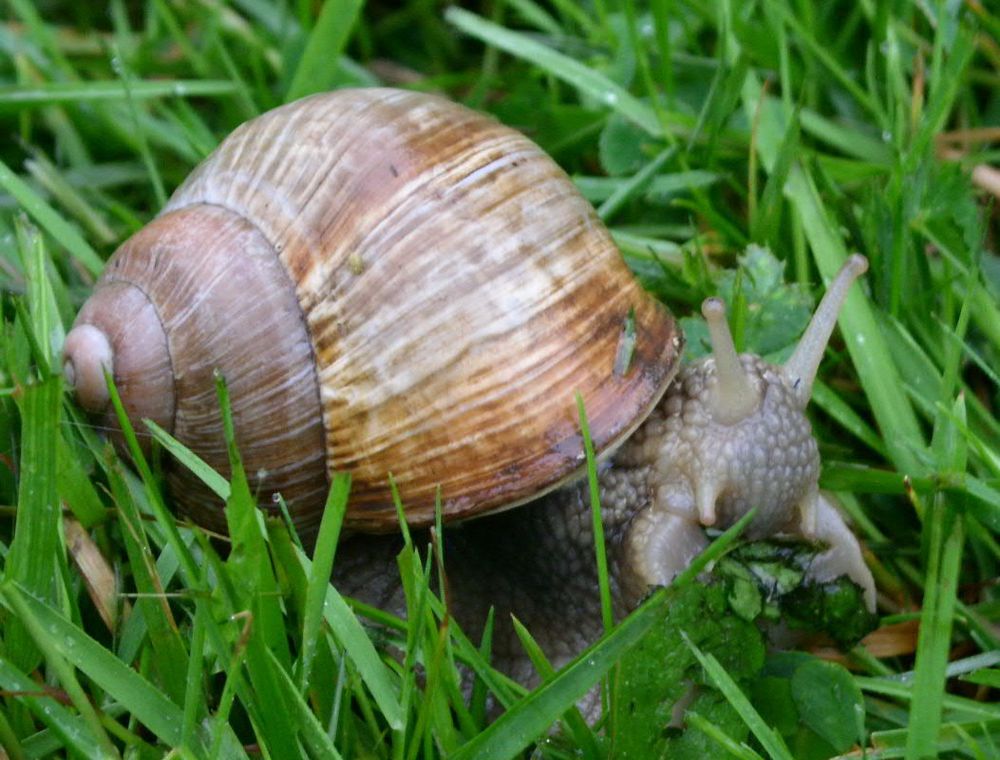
327;250;633;462
327;323;586;466
98;273;178;435
312;157;598;392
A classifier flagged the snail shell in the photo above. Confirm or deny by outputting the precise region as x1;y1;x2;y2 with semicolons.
64;88;682;536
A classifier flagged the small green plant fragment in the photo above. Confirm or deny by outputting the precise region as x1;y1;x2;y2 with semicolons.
722;539;878;648
599;113;658;176
613;308;637;377
962;669;1000;689
781;576;878;649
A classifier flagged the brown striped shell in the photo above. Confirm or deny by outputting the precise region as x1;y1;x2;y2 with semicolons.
63;88;683;536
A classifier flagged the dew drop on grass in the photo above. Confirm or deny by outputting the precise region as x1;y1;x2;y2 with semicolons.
603;92;619;106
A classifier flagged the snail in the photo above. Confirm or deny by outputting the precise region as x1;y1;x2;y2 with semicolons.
62;87;876;697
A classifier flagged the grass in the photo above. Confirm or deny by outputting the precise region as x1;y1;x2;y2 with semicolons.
0;0;999;757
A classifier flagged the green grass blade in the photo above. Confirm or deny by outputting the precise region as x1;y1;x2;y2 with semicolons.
0;158;103;276
265;647;346;759
108;458;190;706
769;4;885;126
510;616;601;758
856;676;1000;722
1;580;190;750
181;600;210;750
0;80;239;111
445;7;663;137
300;547;405;729
907;401;968;758
57;433;110;527
144;418;231;500
286;0;365;101
451;587;680;760
0;657;110;758
576;394;613;636
105;371;202;589
596;145;676;222
299;472;350;690
810;378;888;457
785;162;926;475
5;373;62;672
685;711;764;759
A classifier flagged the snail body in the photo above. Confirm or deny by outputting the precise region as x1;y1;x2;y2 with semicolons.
64;88;875;700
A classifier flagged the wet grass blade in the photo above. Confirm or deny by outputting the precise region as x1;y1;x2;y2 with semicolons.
299;547;405;730
0;657;110;757
907;395;968;758
4;373;61;672
683;634;793;760
299;472;350;690
286;0;365;101
0;158;103;276
1;580;191;752
446;7;662;137
144;418;231;500
0;80;238;110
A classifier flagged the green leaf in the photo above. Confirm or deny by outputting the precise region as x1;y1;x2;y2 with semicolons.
598;113;654;176
683;634;793;760
750;675;799;737
790;659;864;753
681;244;813;361
610;583;764;759
780;576;878;649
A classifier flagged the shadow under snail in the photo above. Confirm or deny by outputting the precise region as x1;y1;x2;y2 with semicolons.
62;87;876;699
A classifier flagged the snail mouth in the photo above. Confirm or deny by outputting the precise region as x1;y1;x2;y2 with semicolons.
63;279;176;446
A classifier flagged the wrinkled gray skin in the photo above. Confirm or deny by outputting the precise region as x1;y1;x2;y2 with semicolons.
332;352;876;699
